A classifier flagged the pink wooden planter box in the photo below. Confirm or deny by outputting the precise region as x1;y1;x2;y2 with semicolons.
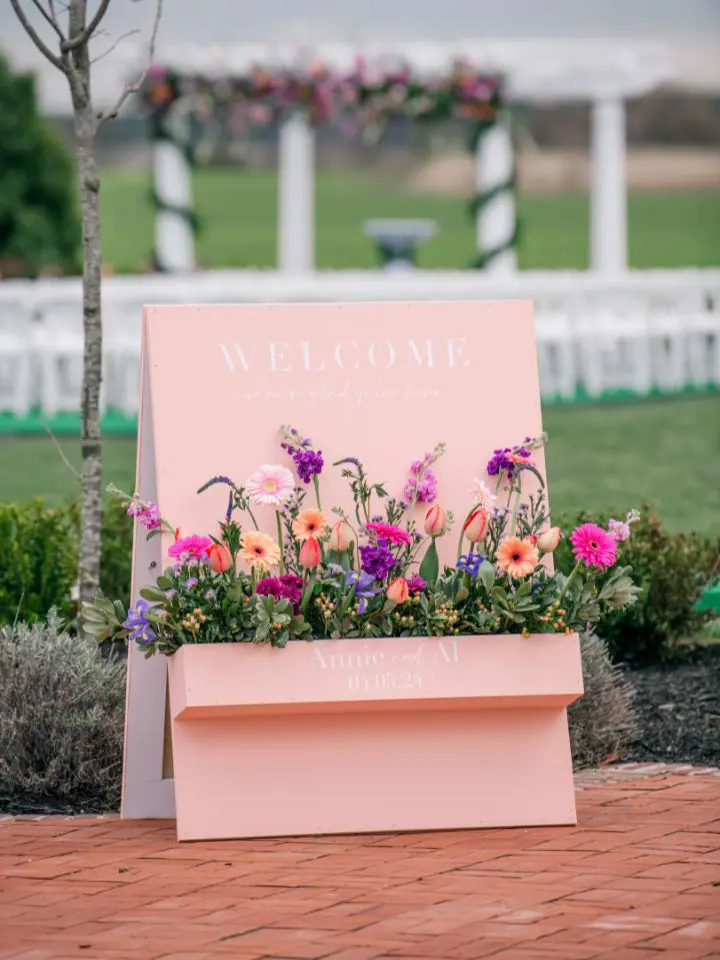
167;633;583;841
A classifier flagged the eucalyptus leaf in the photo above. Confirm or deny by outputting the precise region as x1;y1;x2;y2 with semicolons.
478;561;496;593
139;587;166;603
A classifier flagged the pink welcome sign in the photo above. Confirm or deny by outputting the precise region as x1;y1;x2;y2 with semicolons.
123;300;546;819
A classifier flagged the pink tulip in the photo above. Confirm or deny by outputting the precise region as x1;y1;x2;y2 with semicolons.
463;507;489;543
537;527;562;554
299;537;321;570
424;505;448;537
387;577;409;604
329;520;352;551
207;542;232;573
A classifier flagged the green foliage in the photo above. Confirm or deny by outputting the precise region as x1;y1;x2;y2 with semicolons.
568;631;639;769
0;498;133;626
99;498;133;610
0;613;124;811
0;55;80;277
556;507;720;663
0;500;78;625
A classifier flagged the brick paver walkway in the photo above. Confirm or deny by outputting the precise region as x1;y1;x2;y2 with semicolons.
1;766;719;960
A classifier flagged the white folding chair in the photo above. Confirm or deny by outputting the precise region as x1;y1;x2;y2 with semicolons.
534;312;578;401
33;299;108;416
576;307;653;399
0;299;34;416
104;302;142;415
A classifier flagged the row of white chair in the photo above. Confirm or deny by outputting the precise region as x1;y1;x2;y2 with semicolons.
1;295;720;416
0;300;141;417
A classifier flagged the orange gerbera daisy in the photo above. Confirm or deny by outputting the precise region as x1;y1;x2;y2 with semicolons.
240;531;281;571
292;509;328;541
497;537;539;578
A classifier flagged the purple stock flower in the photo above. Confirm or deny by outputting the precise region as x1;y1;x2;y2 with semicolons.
293;448;324;484
123;598;156;645
184;577;199;589
127;498;162;531
486;447;515;478
359;539;396;580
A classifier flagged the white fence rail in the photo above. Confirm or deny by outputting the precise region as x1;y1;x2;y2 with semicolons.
1;269;719;419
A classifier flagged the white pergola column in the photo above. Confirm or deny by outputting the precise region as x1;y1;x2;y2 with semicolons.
590;96;628;273
153;138;195;273
475;112;517;274
278;110;315;273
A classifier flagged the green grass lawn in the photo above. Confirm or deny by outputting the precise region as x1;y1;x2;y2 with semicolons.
99;167;720;273
3;396;719;534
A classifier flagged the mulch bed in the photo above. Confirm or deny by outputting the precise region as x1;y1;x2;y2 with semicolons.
622;644;720;767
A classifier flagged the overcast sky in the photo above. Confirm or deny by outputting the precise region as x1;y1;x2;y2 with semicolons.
2;0;719;111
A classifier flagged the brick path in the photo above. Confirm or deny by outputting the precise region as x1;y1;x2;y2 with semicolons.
1;766;719;960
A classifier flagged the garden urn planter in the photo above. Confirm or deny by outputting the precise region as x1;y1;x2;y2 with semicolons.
166;632;583;841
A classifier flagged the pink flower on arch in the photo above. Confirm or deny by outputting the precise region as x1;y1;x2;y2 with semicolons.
569;523;617;570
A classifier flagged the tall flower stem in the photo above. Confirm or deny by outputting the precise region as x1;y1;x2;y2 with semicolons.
247;506;260;531
312;476;322;511
509;480;523;538
556;560;582;604
275;511;286;575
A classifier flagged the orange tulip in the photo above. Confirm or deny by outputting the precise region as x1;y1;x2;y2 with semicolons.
299;537;321;570
207;542;232;573
329;520;352;551
464;507;488;543
424;505;448;537
387;577;409;604
537;527;562;553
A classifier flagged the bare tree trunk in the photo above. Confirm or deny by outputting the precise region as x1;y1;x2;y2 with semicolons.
9;0;163;602
68;3;103;602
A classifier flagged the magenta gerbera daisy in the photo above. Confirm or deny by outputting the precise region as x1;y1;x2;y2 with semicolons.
365;522;413;546
569;523;618;570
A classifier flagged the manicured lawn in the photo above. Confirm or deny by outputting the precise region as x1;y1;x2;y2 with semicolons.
99;167;720;273
3;396;719;534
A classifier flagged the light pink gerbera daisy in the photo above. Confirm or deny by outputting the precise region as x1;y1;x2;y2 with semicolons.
245;464;296;507
365;522;413;546
569;523;617;570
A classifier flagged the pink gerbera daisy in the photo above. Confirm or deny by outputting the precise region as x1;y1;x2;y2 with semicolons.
245;464;295;507
365;522;413;546
569;523;618;570
168;534;213;561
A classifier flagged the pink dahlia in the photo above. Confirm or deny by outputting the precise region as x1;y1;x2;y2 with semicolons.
365;522;412;546
245;464;295;507
168;534;213;561
569;523;617;570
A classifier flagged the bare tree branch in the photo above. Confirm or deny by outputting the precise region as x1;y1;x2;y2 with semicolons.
39;418;82;481
97;0;163;122
8;0;64;69
91;28;140;64
60;0;111;50
29;0;67;40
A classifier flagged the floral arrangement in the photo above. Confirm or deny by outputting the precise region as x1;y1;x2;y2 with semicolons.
83;428;639;656
139;61;501;131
